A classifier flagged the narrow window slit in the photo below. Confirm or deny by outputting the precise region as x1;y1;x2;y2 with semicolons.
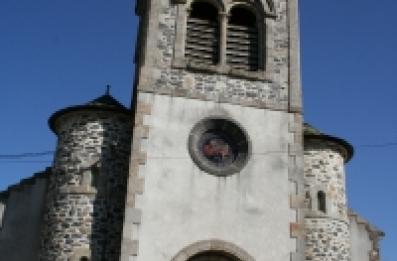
0;201;5;228
318;191;327;213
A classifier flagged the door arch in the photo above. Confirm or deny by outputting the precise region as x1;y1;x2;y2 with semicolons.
171;240;255;261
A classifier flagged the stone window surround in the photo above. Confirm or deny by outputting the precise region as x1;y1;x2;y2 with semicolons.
188;117;251;176
172;0;276;81
305;187;339;219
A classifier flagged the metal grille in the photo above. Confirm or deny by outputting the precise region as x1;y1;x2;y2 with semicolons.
227;8;259;71
186;3;220;65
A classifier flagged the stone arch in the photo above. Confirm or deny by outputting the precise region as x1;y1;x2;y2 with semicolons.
171;239;255;261
228;0;275;17
187;0;225;12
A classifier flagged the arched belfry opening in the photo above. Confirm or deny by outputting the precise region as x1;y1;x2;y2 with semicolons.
188;251;242;261
186;1;220;65
227;6;259;71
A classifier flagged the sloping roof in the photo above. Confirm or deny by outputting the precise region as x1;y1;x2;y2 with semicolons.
304;123;354;162
349;209;385;237
0;168;51;201
48;93;130;134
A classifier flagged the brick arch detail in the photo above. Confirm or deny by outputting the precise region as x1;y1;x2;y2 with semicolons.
171;239;255;261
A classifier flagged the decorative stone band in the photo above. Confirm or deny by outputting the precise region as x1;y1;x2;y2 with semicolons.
120;98;151;261
171;239;255;261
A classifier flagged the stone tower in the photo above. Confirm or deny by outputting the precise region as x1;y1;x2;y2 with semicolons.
39;93;131;261
303;124;354;261
121;0;304;261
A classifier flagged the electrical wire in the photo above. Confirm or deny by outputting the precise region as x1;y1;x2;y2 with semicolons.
0;140;397;163
0;151;54;159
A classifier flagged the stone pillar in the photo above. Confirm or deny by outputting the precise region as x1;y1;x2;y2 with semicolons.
219;12;228;68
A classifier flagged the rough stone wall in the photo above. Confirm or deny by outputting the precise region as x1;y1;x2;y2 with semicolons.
304;141;348;219
305;218;350;261
304;141;350;261
138;0;291;109
39;111;131;261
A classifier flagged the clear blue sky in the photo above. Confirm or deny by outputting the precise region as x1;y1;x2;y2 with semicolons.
0;0;395;259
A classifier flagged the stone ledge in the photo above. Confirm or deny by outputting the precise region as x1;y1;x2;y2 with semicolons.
59;186;97;195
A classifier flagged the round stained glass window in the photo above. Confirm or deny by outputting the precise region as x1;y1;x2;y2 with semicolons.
189;118;250;176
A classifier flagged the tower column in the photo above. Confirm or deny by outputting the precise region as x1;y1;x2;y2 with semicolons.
39;94;131;261
303;124;353;261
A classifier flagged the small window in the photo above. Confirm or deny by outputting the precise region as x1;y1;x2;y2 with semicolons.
80;257;89;261
186;1;220;65
317;191;327;213
0;202;5;228
227;6;259;71
188;251;241;261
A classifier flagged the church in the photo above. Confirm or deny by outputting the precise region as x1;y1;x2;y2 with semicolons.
0;0;384;260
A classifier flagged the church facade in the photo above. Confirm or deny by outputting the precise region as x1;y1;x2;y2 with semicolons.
0;0;384;261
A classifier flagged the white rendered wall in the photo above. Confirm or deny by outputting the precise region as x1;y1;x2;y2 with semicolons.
134;93;296;261
350;216;372;261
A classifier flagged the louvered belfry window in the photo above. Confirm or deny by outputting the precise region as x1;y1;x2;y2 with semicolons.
186;2;220;65
227;7;259;71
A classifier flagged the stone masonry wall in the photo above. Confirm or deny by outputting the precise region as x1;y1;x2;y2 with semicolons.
139;0;290;109
305;218;350;261
39;111;131;261
304;141;350;261
304;141;348;219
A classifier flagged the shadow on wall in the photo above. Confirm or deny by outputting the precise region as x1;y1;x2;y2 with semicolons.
89;120;131;260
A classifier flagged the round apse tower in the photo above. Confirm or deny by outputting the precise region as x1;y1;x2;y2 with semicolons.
303;123;354;261
39;92;131;261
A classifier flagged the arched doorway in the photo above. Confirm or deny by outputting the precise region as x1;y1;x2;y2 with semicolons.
188;250;241;261
171;240;254;261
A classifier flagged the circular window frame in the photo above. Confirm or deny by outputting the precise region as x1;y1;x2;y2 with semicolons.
188;117;251;176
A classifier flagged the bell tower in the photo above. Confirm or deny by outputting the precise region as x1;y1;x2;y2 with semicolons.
121;0;304;260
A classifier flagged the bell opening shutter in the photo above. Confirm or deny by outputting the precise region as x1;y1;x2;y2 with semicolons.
186;2;220;66
227;7;259;71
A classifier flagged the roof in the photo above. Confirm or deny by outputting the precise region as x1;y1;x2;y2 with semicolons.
49;93;130;134
349;209;385;238
304;123;354;162
0;168;51;201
